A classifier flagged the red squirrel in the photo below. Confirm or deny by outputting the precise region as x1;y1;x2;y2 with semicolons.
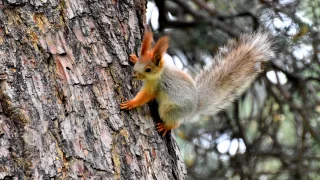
121;31;273;136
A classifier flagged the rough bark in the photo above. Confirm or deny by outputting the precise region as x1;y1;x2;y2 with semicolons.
0;0;186;179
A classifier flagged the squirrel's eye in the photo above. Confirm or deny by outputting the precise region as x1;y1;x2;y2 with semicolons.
145;68;152;72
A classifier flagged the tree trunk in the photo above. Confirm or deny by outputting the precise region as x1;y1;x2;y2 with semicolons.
0;0;186;179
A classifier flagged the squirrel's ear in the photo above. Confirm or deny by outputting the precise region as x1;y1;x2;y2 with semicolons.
153;53;161;66
141;31;153;55
153;36;169;66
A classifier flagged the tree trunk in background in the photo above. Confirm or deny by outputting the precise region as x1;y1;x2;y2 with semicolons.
0;0;186;179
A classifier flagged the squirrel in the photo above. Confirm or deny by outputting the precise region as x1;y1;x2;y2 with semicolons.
120;31;273;136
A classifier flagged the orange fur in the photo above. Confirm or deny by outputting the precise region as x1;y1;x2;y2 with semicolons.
153;36;169;55
120;87;156;110
129;54;139;64
140;51;154;63
152;36;169;64
136;32;169;66
156;122;180;136
141;32;153;56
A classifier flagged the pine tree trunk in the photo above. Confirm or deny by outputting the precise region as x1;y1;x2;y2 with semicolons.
0;0;186;179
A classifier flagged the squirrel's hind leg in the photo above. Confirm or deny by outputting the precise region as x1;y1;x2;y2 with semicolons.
157;104;182;136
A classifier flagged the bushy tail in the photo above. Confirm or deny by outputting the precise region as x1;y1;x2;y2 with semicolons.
195;32;273;116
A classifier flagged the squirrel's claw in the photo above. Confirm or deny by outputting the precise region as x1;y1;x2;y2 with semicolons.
129;54;138;64
120;100;136;110
156;123;169;136
156;122;180;136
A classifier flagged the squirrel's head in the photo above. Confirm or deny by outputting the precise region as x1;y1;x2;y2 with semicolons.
133;31;169;81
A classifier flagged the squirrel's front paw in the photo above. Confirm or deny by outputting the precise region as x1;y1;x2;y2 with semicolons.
129;54;138;64
120;100;137;110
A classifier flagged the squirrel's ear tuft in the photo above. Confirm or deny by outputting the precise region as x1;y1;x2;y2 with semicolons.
141;31;153;55
152;36;169;65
